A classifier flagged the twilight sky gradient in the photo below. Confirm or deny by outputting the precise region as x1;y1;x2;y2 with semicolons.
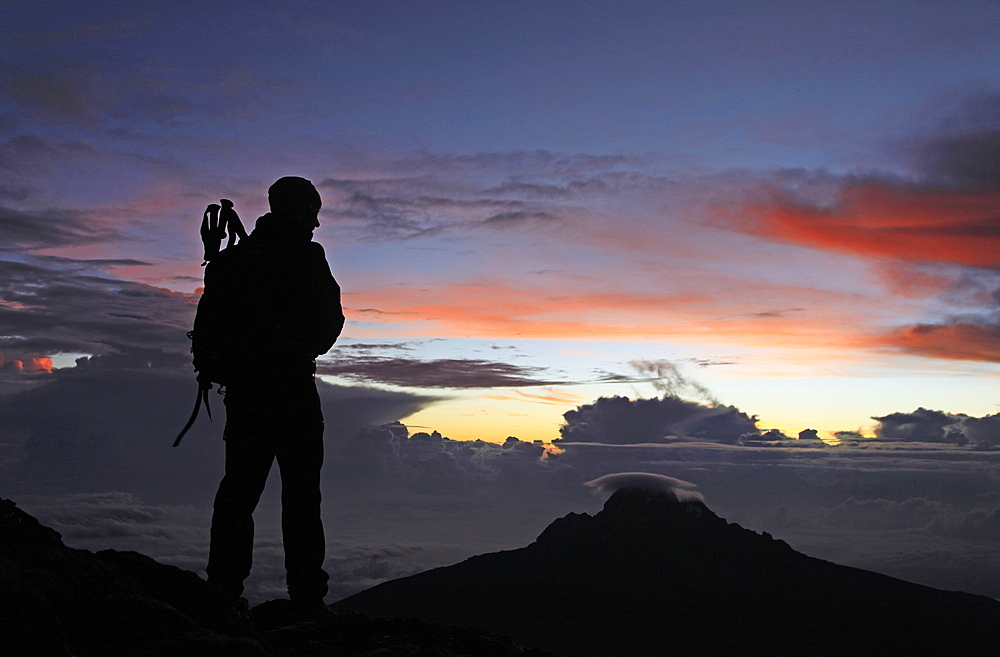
2;1;999;603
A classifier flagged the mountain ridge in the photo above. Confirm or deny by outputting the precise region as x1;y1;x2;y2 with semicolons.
333;486;1000;656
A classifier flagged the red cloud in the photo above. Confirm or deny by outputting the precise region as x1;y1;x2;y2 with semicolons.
886;323;1000;363
745;180;1000;267
0;355;53;372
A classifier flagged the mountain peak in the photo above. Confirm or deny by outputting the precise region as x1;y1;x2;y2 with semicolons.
599;484;714;519
336;485;1000;657
534;484;729;548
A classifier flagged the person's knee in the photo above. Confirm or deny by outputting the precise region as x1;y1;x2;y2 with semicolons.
214;476;268;512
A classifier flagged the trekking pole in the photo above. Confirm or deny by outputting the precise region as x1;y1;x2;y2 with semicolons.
219;199;248;249
201;203;224;265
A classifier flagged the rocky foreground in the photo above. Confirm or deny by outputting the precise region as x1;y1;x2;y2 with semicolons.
5;489;1000;657
0;498;547;657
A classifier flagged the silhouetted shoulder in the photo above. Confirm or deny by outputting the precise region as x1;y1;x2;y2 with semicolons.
307;241;327;259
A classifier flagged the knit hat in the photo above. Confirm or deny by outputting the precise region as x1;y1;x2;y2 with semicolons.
267;176;322;215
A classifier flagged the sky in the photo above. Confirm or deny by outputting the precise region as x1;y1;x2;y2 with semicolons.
2;0;999;605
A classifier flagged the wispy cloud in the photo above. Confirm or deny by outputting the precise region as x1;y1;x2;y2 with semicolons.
0;206;122;250
318;355;562;389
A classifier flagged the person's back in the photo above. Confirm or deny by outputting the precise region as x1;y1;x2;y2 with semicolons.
194;212;342;384
194;176;344;608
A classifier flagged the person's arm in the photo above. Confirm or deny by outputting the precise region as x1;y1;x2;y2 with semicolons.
306;243;345;357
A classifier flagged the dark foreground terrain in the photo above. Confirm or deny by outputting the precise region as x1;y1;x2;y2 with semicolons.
0;498;546;657
4;490;1000;657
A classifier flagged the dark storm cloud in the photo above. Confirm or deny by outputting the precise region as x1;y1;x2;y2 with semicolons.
0;360;436;502
317;355;563;389
0;259;194;364
963;414;1000;448
874;408;965;443
335;425;550;483
557;395;758;445
873;408;1000;448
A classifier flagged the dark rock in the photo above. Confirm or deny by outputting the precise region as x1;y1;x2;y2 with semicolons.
0;497;546;657
0;498;262;657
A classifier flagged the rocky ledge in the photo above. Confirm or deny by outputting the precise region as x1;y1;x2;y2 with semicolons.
0;498;548;657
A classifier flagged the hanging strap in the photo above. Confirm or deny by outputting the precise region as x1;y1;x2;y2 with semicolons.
172;382;213;447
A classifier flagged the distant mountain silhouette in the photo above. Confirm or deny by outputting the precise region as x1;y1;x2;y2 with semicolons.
333;487;1000;657
0;498;548;657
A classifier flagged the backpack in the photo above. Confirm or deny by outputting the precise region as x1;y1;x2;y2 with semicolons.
173;200;248;447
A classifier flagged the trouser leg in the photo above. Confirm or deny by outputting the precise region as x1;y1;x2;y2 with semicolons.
207;436;274;597
276;421;328;602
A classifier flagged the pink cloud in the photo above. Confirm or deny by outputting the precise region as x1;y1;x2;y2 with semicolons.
740;180;1000;268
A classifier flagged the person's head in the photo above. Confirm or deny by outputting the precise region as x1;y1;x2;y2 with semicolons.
267;176;322;237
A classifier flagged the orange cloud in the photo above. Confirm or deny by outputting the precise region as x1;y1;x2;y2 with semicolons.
745;181;1000;268
0;355;53;372
347;279;875;357
885;323;1000;362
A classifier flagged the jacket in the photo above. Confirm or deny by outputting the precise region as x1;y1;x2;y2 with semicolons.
192;212;345;385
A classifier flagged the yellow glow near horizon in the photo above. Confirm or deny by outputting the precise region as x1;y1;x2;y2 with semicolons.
402;396;568;444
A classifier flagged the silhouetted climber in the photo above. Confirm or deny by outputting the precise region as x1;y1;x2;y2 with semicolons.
190;176;344;609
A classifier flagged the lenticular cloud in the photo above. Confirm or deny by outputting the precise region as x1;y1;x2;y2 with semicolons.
585;472;705;502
